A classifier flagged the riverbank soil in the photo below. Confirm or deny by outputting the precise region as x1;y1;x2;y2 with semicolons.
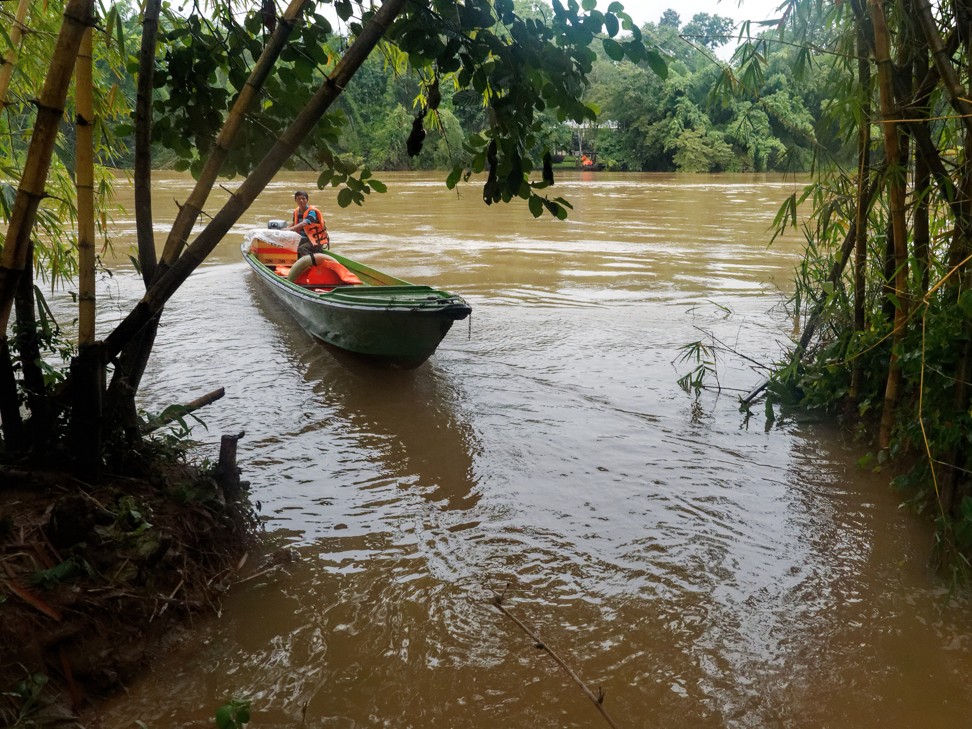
0;448;257;727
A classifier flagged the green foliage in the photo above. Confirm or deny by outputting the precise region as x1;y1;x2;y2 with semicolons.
215;699;251;729
30;557;92;589
0;0;129;286
0;672;48;729
763;0;972;568
675;340;718;396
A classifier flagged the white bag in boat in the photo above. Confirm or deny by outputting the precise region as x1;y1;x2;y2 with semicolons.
244;228;300;252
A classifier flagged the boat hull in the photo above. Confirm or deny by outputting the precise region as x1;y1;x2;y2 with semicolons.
242;241;471;368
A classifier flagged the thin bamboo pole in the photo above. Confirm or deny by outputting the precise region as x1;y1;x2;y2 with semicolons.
850;18;872;403
492;594;622;729
911;0;972;139
871;0;910;450
77;27;95;346
0;0;30;110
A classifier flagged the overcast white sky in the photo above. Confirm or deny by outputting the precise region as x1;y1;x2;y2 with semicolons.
609;0;785;27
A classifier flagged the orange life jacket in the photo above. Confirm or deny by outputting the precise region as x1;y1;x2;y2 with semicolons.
293;204;329;247
294;258;362;287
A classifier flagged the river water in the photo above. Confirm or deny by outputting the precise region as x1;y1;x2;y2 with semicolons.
86;171;972;728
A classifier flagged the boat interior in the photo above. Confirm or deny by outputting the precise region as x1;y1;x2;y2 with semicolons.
248;243;367;290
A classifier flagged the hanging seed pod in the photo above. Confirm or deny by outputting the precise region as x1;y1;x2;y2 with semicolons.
406;111;426;157
428;77;441;111
483;140;499;204
543;152;554;185
261;0;276;34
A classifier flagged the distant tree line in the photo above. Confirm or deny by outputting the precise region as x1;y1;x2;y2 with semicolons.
325;6;845;174
49;2;838;175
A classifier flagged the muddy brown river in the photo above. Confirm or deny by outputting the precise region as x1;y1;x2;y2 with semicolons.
82;171;972;728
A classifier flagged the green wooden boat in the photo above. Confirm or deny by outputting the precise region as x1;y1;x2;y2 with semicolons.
241;234;471;368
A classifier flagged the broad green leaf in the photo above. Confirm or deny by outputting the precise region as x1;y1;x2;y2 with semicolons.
602;38;624;61
644;48;668;79
528;195;543;217
604;13;619;37
446;165;462;189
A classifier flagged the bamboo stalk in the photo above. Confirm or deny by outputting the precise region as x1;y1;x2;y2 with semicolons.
0;0;95;334
100;0;409;365
910;0;972;138
0;0;30;110
77;26;95;346
850;16;872;402
901;1;935;296
870;0;909;450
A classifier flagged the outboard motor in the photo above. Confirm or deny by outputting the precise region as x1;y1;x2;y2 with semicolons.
267;219;288;230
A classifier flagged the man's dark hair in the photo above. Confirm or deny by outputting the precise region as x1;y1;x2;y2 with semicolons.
294;190;308;198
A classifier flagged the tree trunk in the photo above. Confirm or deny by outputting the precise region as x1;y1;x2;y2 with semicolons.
14;243;50;444
0;340;23;451
133;0;161;288
99;0;409;368
871;0;910;450
850;18;872;403
103;0;162;438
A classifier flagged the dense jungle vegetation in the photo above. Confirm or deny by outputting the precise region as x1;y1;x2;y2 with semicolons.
83;3;843;174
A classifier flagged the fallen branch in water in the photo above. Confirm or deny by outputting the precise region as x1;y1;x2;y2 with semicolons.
140;387;225;434
491;588;622;729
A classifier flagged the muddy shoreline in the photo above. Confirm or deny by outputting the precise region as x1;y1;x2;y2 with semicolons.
0;443;260;727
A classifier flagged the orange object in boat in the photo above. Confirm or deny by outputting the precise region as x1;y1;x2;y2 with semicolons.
292;257;362;286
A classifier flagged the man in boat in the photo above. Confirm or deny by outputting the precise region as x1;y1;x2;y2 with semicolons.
289;190;330;258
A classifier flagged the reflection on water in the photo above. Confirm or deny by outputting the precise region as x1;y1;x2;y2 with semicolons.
86;172;972;729
248;276;481;514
